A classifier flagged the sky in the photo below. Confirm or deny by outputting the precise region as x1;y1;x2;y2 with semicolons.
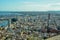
0;0;60;11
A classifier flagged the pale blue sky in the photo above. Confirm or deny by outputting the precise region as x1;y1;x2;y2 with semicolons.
0;0;60;11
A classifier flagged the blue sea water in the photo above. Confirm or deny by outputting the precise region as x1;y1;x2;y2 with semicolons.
0;21;8;27
0;12;24;27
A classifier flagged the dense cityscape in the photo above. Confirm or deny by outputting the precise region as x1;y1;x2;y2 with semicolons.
0;12;60;40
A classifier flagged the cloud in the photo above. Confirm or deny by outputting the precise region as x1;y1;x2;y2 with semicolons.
17;2;50;11
48;3;60;11
17;2;60;11
0;1;60;11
